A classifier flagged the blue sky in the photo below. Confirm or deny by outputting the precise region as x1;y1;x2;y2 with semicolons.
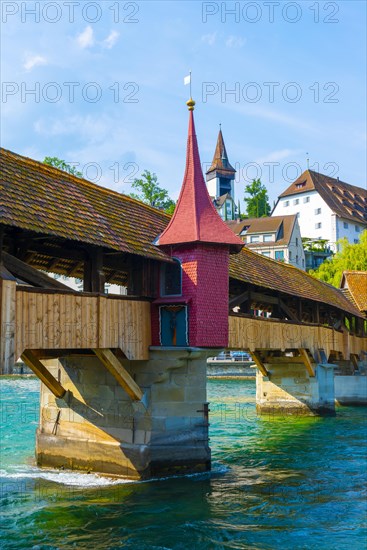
1;1;366;206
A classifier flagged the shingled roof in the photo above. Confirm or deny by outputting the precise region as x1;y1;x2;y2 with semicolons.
340;271;367;313
157;105;243;252
278;170;367;226
229;247;363;317
0;148;170;262
206;128;236;178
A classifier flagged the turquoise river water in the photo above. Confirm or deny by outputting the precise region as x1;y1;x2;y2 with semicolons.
0;377;366;549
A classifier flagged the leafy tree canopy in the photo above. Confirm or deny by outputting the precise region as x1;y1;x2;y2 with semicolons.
43;157;83;177
130;170;175;213
309;231;367;287
244;178;271;218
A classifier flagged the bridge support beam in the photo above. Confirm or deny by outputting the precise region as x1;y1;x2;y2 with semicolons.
35;348;211;479
256;359;335;416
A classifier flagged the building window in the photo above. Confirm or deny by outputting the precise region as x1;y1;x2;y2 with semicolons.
303;196;310;203
295;237;298;246
294;199;299;205
263;234;274;242
161;259;182;296
261;251;271;257
275;250;284;261
315;222;322;229
284;201;289;207
343;222;349;229
355;225;360;232
250;235;260;243
289;251;292;260
302;259;305;267
315;208;321;215
354;239;359;243
296;255;299;264
296;182;306;189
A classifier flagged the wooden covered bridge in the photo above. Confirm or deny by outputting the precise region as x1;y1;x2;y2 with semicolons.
0;102;366;478
1;148;365;373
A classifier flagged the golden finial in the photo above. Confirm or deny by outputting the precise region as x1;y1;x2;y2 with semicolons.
187;98;195;111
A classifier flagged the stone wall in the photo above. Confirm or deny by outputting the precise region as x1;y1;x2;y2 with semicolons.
36;348;211;479
256;363;335;416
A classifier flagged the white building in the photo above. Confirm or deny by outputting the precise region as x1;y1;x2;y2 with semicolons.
272;170;367;251
226;214;306;270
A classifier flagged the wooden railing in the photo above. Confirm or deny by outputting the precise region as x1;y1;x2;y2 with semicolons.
229;314;367;360
1;283;151;372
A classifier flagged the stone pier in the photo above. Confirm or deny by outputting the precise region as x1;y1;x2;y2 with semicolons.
36;348;211;479
256;362;335;416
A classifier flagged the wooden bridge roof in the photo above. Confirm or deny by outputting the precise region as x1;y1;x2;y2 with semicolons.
0;148;170;262
229;247;363;317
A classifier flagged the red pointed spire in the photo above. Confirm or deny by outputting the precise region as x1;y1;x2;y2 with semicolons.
158;102;243;253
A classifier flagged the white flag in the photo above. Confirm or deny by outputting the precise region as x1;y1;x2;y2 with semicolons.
184;74;191;86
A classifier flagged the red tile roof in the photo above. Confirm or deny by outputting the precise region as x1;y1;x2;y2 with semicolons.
278;170;367;225
0;148;170;262
340;271;367;312
157;108;243;253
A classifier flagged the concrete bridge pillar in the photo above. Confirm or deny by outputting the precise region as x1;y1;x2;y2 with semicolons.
256;362;335;416
36;348;211;479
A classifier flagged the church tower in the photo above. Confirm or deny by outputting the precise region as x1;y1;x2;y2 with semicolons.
206;127;236;199
206;128;237;220
153;99;243;348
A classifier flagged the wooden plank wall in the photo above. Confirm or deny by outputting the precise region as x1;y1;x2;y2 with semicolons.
229;315;367;360
15;288;151;361
0;279;16;373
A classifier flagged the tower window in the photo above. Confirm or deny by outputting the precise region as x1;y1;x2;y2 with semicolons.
161;259;182;296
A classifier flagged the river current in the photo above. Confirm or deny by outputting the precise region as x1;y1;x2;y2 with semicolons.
1;377;366;549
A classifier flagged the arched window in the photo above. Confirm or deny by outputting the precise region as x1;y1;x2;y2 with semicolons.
161;258;182;296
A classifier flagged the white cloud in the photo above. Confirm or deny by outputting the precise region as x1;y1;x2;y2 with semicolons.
103;30;120;49
226;35;245;48
201;32;217;46
77;26;94;49
23;54;47;71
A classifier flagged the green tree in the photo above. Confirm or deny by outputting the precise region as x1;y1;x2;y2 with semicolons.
310;231;367;287
43;157;83;177
244;179;271;218
130;170;175;213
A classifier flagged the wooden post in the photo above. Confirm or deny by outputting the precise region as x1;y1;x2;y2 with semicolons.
21;350;66;398
298;348;315;377
93;348;143;401
84;247;105;293
0;268;16;374
250;351;269;377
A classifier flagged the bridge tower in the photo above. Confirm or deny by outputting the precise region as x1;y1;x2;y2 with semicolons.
152;99;243;348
